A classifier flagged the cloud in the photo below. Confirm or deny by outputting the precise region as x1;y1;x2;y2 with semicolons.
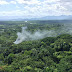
0;0;72;17
43;0;60;3
22;0;71;16
58;0;72;13
0;0;17;5
0;0;9;5
10;1;16;4
59;0;72;2
16;6;20;8
0;10;25;16
16;0;40;5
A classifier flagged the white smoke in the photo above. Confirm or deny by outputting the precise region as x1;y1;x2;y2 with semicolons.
13;27;57;44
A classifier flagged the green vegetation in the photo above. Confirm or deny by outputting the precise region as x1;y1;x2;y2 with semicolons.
0;20;72;72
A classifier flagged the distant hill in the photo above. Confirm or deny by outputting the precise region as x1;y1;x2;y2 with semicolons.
0;15;72;21
39;15;72;20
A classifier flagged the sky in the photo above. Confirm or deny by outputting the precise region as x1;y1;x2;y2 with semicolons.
0;0;72;18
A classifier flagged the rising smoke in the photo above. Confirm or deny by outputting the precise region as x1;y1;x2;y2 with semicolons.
13;27;57;44
14;23;72;44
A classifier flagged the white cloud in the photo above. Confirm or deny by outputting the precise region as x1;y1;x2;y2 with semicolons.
16;6;20;8
43;0;60;3
59;0;72;2
0;0;9;5
0;10;32;18
0;0;72;17
0;0;17;5
22;0;71;16
16;0;41;5
10;1;16;4
58;0;72;14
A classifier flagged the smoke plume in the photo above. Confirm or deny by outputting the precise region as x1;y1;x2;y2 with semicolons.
14;27;57;44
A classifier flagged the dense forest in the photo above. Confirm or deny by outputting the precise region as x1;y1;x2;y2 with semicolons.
0;20;72;72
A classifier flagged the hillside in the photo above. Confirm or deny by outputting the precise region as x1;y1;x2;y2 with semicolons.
0;21;72;72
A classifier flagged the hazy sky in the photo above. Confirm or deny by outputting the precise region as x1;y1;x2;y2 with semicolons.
0;0;72;18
